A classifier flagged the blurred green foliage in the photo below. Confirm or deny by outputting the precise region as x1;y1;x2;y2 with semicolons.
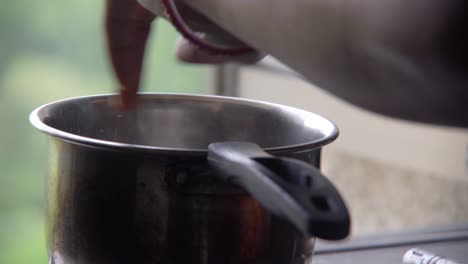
0;1;209;263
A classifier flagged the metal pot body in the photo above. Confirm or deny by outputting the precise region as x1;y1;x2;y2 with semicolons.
45;139;319;264
31;94;341;264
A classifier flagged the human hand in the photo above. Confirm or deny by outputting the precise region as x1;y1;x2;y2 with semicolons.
105;0;263;109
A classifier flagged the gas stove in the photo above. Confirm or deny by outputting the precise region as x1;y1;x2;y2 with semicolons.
312;224;468;263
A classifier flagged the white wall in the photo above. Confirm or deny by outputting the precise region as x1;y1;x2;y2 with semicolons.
238;66;468;234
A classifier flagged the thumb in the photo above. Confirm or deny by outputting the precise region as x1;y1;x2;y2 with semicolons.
175;36;266;64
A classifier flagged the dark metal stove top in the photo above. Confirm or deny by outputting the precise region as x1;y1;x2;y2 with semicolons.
312;224;468;263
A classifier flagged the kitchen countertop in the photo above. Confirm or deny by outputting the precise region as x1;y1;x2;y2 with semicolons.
312;224;468;263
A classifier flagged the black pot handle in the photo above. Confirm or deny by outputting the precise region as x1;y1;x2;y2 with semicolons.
208;142;350;240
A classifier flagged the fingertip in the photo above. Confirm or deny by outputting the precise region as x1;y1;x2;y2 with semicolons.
175;36;266;65
176;36;238;64
175;36;207;63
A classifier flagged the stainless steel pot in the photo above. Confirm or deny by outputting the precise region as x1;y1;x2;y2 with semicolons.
30;93;350;264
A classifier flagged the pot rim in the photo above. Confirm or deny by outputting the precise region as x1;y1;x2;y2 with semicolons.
29;93;339;156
